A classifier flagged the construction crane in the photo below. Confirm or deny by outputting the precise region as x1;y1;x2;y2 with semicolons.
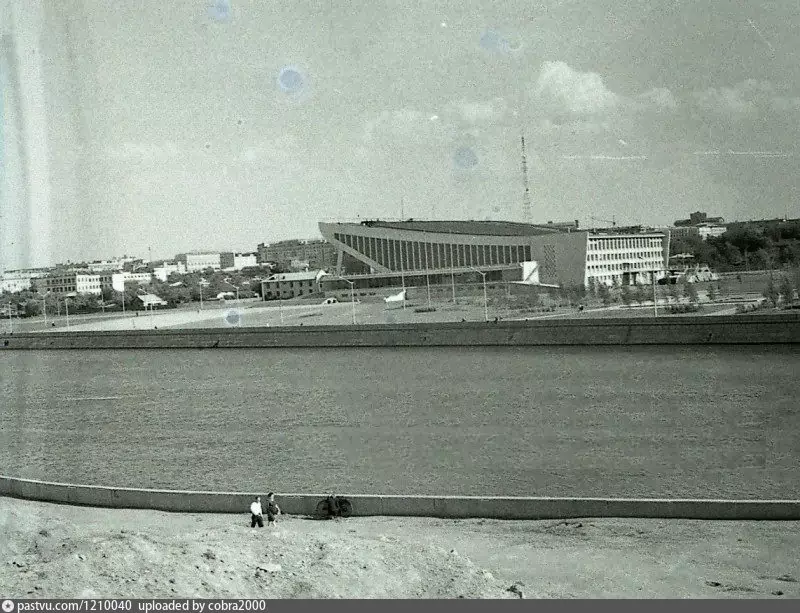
589;215;616;227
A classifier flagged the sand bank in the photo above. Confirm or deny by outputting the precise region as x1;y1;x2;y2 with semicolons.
1;497;798;599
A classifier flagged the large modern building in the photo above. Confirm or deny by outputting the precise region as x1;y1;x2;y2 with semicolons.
318;220;669;289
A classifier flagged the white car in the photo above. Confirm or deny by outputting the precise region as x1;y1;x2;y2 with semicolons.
321;297;338;305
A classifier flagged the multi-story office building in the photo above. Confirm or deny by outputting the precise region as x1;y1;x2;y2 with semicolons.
256;239;337;269
176;253;222;273
0;268;48;293
669;224;727;241
220;252;258;271
111;272;153;292
36;272;102;295
153;261;187;282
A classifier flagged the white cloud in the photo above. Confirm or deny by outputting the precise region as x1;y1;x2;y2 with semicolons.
634;87;679;111
362;108;445;143
102;141;181;161
532;61;620;115
691;79;800;118
446;98;509;124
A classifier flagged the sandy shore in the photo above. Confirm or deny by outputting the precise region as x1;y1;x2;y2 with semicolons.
1;497;798;599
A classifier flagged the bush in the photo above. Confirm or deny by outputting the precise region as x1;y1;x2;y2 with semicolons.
669;303;700;314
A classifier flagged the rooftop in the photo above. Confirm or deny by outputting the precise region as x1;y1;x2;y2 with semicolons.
265;270;327;282
332;219;580;237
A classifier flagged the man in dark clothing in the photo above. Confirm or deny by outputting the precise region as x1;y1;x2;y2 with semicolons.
265;492;281;526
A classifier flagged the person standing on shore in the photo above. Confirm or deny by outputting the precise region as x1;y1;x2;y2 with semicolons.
250;496;264;528
266;492;281;527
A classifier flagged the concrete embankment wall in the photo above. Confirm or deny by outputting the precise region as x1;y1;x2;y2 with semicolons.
2;476;798;520
2;314;800;349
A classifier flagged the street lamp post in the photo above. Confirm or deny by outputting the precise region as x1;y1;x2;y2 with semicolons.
199;278;208;311
333;276;357;324
345;279;356;325
468;267;488;321
65;297;70;329
652;270;659;317
426;271;432;309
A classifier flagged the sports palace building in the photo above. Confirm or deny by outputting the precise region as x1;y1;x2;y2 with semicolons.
317;220;670;296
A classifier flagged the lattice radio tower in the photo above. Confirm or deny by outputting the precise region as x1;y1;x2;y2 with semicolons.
520;133;532;222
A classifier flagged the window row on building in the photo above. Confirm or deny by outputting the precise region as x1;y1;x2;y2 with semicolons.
587;250;662;262
589;237;662;251
332;233;533;271
588;261;660;272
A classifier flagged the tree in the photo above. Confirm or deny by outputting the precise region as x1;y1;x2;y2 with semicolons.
667;283;680;303
620;284;633;307
763;278;779;307
683;281;699;304
634;285;649;306
598;283;612;306
779;275;795;305
587;277;597;297
707;284;717;302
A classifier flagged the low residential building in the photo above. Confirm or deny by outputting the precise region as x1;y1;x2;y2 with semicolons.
220;252;258;271
674;211;725;227
111;272;153;292
137;293;168;308
261;270;327;300
153;261;187;282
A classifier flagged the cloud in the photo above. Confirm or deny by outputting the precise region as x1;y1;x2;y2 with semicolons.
532;61;620;116
445;98;510;124
102;142;181;161
362;108;446;143
691;79;800;119
633;87;679;111
562;154;648;161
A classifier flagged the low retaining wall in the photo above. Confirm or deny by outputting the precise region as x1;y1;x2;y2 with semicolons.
2;476;799;520
2;314;800;349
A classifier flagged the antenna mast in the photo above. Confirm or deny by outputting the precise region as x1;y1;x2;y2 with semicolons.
521;133;531;222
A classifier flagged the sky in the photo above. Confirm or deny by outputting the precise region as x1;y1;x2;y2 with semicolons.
2;0;800;266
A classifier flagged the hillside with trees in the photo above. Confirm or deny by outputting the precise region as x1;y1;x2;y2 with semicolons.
670;220;800;272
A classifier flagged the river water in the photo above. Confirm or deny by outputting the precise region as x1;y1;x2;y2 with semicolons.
1;346;797;498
